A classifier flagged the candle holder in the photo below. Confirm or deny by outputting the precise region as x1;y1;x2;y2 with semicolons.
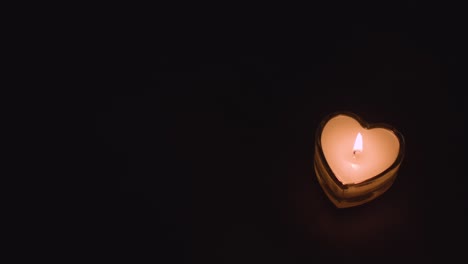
314;112;405;208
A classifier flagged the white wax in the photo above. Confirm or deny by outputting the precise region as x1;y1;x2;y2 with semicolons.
321;115;400;184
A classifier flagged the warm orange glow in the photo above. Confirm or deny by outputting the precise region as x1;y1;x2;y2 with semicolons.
321;115;400;184
353;132;363;153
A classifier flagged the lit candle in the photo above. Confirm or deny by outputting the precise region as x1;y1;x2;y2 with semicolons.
314;112;405;208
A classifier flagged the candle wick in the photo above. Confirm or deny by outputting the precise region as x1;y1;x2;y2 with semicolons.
353;150;360;158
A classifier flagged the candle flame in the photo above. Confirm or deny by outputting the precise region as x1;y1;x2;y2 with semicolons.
353;132;363;153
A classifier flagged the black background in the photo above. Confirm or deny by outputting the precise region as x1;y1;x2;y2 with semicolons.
93;3;466;263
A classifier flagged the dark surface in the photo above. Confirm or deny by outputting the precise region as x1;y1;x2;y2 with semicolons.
93;4;466;264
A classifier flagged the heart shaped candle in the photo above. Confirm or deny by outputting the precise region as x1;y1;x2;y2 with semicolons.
314;112;405;208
